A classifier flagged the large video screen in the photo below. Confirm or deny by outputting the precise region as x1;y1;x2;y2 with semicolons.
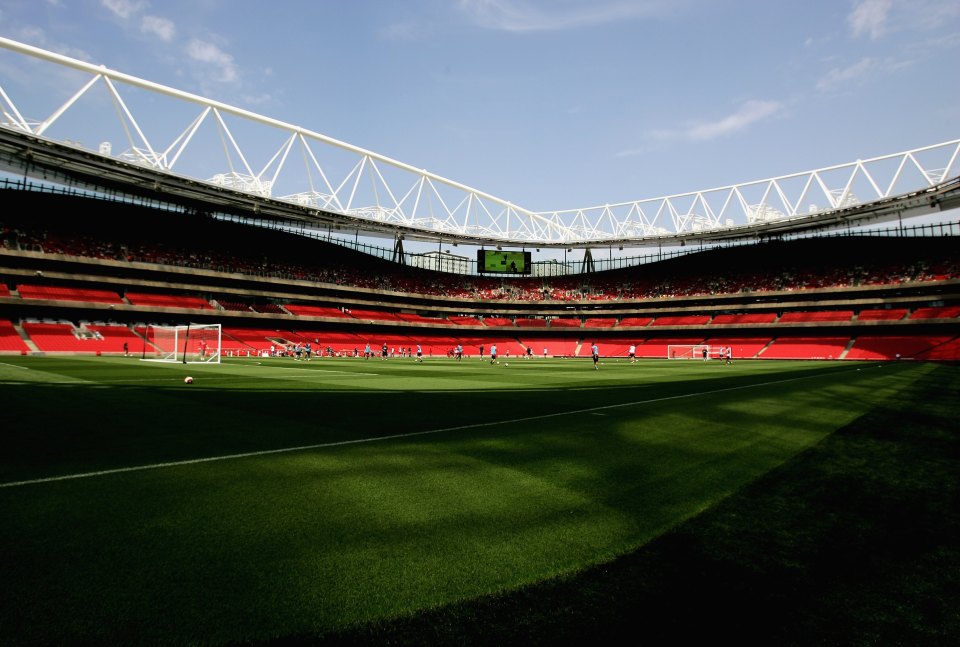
477;250;532;275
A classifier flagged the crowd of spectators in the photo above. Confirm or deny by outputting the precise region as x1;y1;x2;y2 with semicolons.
3;210;958;304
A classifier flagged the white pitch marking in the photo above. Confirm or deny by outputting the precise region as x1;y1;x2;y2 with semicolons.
0;365;879;490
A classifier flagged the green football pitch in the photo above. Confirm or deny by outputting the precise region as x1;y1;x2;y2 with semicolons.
0;356;957;644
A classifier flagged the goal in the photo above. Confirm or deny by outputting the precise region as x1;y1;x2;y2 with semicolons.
667;344;713;360
141;323;221;364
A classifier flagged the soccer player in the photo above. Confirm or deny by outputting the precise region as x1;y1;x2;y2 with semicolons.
364;342;371;359
304;342;312;361
490;344;498;364
479;344;484;359
592;342;599;370
628;344;636;363
416;344;423;362
456;344;463;361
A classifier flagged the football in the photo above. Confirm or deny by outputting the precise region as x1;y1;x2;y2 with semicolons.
505;363;509;366
184;376;193;384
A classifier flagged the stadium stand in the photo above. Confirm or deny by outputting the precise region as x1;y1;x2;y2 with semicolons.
650;315;713;326
0;318;30;352
17;284;123;304
515;318;548;327
2;190;958;361
761;337;851;360
583;318;618;328
843;335;954;361
777;311;855;323
124;292;214;309
618;317;653;327
710;313;778;325
908;306;960;319
855;309;908;321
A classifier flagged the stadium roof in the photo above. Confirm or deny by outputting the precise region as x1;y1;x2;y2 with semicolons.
1;36;958;249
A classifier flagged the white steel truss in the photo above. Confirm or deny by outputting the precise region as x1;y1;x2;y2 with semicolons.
0;36;957;246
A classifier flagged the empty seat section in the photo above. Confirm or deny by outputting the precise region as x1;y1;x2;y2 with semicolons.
583;318;617;328
762;337;850;359
515;318;548;327
17;284;123;304
549;318;581;328
618;317;653;327
483;318;515;327
22;323;102;352
85;325;143;353
222;328;281;351
908;306;960;319
777;311;854;323
125;292;213;309
710;313;778;325
448;316;482;325
844;335;953;360
915;337;960;361
651;315;712;326
855;309;908;321
0;319;29;352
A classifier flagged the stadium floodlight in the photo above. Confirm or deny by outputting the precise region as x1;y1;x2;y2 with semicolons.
141;323;221;364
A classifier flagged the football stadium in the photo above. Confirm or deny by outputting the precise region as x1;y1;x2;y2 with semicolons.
1;16;960;646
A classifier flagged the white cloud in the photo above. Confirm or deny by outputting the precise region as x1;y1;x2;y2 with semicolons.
817;57;873;91
684;100;783;141
186;39;238;83
848;0;892;39
141;15;176;41
457;0;669;32
623;100;784;155
101;0;145;20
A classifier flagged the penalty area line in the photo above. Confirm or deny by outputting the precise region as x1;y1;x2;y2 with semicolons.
0;364;875;489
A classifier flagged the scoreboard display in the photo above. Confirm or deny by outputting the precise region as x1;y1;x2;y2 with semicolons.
477;250;532;275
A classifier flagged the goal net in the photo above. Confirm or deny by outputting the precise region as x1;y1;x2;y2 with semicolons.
142;323;221;364
667;344;713;360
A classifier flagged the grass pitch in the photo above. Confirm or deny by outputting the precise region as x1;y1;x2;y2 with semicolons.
0;356;957;644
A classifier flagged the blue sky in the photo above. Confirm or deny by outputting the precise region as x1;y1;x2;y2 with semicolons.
1;0;958;215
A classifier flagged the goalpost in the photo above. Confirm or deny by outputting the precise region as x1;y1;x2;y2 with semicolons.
667;344;714;360
141;323;221;364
